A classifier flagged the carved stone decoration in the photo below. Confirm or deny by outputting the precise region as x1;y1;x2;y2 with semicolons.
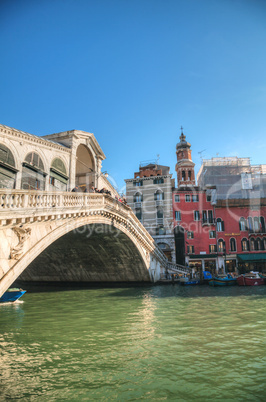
10;226;32;260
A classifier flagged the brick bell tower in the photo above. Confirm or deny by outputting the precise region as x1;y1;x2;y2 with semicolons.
175;127;196;187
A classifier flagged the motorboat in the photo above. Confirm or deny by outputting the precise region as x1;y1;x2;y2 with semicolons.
179;276;200;285
237;272;265;286
0;288;27;303
208;274;237;286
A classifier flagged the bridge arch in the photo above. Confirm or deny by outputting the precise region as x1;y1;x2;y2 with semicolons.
0;211;153;294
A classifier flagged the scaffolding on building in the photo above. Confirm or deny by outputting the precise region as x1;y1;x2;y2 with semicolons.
197;157;266;200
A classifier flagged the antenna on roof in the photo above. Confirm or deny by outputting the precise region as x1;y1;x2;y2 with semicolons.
198;149;206;163
156;154;160;164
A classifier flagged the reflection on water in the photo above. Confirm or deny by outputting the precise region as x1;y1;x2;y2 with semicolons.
1;285;266;400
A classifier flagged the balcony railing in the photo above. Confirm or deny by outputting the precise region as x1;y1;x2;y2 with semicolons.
155;200;163;207
202;219;215;226
157;218;164;225
134;202;142;209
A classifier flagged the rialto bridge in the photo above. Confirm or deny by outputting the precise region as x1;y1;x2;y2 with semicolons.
0;124;188;296
0;190;188;297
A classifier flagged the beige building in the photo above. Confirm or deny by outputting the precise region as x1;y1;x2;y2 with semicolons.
0;124;117;195
125;162;175;262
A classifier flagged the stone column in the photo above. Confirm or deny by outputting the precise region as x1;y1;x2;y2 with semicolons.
69;146;77;191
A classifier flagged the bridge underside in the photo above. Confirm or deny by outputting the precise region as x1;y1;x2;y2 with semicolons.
17;224;150;283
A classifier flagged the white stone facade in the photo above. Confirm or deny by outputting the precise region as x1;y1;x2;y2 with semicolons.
0;124;114;194
125;165;176;262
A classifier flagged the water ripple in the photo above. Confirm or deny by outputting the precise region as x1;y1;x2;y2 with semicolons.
1;285;266;400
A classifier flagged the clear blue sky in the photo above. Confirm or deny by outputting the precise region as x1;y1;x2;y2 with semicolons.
1;0;266;192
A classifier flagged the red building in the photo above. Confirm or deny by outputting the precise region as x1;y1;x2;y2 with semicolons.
214;198;266;273
173;129;266;275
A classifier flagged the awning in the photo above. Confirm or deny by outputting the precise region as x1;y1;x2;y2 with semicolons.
237;253;266;262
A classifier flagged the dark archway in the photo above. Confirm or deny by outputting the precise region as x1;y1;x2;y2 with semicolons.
174;226;185;266
17;224;150;284
76;144;95;191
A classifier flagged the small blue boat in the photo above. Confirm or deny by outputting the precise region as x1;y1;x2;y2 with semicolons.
208;274;236;287
183;279;200;286
179;277;200;285
0;288;26;303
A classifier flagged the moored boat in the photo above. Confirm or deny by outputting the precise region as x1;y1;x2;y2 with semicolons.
179;275;200;285
0;288;26;303
208;274;237;286
182;279;200;285
237;272;265;286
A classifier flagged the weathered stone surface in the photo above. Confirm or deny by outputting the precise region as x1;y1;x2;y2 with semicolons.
18;224;150;282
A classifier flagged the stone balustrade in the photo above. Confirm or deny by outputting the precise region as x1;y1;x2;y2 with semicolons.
0;190;188;274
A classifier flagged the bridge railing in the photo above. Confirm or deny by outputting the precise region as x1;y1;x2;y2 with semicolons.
0;190;187;271
166;261;190;274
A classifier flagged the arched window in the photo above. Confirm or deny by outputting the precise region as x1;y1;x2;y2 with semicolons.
241;238;249;251
134;192;143;202
182;171;186;181
49;158;68;191
217;218;224;232
21;152;46;190
230;238;236;252
254;238;260;251
259;238;264;251
247;217;254;233
218;239;225;253
0;143;17;189
239;217;247;231
254;217;260;233
154;190;164;201
260;217;265;233
188;171;191;180
250;237;255;251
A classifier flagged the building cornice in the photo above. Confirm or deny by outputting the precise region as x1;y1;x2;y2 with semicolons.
0;124;71;153
125;174;172;183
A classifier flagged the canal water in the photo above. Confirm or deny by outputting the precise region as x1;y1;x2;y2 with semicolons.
1;284;266;401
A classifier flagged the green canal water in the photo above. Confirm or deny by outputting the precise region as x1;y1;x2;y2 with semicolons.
1;284;266;401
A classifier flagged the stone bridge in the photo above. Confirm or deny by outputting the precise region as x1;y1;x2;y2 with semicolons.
0;190;188;297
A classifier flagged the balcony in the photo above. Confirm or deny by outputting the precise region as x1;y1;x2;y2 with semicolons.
134;202;142;209
155;200;164;207
156;218;164;225
202;219;215;226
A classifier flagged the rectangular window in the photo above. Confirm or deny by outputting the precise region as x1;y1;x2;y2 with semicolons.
185;194;191;202
202;210;213;224
187;245;194;254
209;244;217;253
157;209;164;219
133;180;143;187
153;178;164;184
187;231;194;239
175;211;181;221
209;231;216;239
206;194;211;202
194;211;200;221
202;210;207;223
136;209;142;220
192;194;199;202
208;210;213;223
174;194;180;202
